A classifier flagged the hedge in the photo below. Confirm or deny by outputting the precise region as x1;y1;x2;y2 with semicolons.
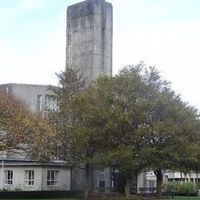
0;190;83;199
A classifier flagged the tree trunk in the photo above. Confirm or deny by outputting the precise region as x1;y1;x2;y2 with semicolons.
188;172;191;182
184;173;187;183
154;169;163;198
196;172;199;184
84;163;91;200
125;174;132;198
180;172;183;181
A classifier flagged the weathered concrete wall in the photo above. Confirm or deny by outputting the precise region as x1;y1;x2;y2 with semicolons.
66;0;113;191
0;83;53;114
66;0;112;82
70;167;85;191
71;166;112;192
92;167;112;192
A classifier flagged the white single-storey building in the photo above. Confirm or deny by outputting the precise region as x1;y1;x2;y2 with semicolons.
0;84;71;192
0;158;71;191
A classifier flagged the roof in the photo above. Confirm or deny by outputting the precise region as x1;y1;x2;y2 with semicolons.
0;159;71;168
0;83;53;88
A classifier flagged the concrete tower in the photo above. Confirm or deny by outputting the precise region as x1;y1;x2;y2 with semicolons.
66;0;113;82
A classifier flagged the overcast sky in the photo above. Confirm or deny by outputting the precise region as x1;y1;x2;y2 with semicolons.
0;0;200;109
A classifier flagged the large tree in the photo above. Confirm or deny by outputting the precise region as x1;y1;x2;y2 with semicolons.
111;65;199;197
50;64;200;198
0;91;32;150
74;64;200;197
0;90;53;160
137;89;200;196
48;69;96;198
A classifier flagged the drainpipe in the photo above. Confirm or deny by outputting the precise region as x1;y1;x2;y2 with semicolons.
2;160;4;189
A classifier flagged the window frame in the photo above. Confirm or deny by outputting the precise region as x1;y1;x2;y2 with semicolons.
36;95;43;112
99;168;105;180
4;170;13;185
44;95;58;111
47;170;59;186
25;170;34;186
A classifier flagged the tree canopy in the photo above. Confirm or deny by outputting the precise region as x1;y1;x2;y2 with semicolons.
0;90;53;161
49;63;200;197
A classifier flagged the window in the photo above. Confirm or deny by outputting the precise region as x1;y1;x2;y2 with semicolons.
37;95;43;112
99;168;105;180
98;168;105;192
148;180;155;188
47;170;59;186
99;180;105;192
4;170;13;185
25;170;34;186
6;87;9;94
44;95;57;111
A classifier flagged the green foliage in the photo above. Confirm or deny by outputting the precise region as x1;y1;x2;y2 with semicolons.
48;68;87;165
0;188;10;192
164;182;197;194
0;91;53;160
50;63;200;197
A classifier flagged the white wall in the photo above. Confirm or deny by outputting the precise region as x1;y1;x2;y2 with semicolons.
165;171;200;182
41;167;71;191
0;165;71;191
0;166;42;191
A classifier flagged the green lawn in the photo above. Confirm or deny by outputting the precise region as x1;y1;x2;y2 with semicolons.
171;197;200;200
0;197;199;200
0;198;77;200
0;199;77;200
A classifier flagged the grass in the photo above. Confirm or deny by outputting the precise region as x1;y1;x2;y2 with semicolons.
0;198;77;200
171;197;200;200
0;197;199;200
0;199;77;200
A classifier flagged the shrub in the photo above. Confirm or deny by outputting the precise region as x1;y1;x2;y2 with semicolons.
164;182;197;194
196;183;200;190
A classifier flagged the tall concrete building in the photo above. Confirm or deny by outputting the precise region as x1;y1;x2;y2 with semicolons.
66;0;113;82
66;0;113;192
